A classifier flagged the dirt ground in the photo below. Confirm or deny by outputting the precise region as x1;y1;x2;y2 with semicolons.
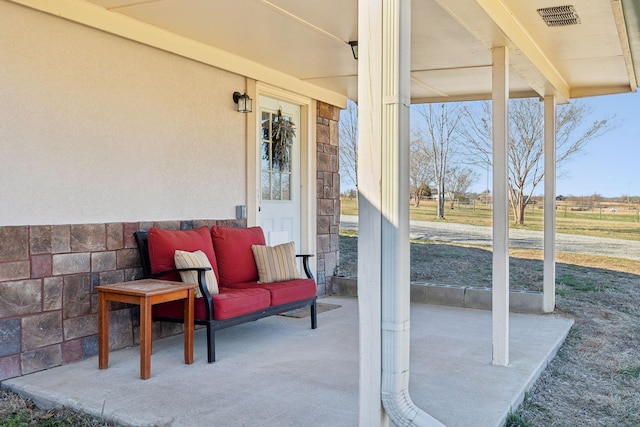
338;233;640;426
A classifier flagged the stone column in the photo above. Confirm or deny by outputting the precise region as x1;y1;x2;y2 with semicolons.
316;102;341;295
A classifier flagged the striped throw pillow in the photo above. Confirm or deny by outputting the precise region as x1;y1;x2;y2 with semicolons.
251;242;300;283
174;250;219;297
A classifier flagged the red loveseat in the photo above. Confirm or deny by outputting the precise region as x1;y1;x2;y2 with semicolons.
134;225;317;363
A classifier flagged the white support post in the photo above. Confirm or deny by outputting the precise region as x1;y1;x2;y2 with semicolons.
492;46;509;367
543;96;557;313
357;0;385;424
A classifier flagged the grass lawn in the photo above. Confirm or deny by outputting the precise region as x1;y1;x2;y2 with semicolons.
341;197;640;241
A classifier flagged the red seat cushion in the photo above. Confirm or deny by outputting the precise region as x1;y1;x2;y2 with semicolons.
224;279;317;306
213;287;271;320
147;226;219;282
153;287;270;321
211;226;265;286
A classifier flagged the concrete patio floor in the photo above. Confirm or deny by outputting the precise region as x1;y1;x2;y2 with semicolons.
2;296;573;427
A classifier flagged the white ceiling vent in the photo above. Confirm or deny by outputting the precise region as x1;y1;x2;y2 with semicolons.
537;5;581;27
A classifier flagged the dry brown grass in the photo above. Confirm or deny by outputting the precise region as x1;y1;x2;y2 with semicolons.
338;232;640;426
0;387;121;426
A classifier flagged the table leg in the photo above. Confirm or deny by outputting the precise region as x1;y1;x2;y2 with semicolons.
98;293;109;369
140;297;152;380
184;288;194;364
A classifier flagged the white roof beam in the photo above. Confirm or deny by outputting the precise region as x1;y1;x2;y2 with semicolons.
474;0;571;101
434;0;571;102
611;0;638;91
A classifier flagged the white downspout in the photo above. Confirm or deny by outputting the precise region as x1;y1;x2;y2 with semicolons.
358;0;445;425
380;201;444;427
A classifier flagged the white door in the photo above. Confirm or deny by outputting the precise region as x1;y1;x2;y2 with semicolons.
258;96;301;247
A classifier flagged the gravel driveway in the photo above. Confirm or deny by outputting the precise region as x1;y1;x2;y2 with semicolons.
340;215;640;261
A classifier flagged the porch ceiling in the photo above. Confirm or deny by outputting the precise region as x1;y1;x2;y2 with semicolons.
13;0;639;105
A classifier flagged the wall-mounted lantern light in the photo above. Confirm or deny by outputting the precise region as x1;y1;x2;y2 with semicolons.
348;41;358;60
233;91;252;113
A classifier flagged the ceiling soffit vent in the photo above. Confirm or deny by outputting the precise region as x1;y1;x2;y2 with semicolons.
537;5;581;27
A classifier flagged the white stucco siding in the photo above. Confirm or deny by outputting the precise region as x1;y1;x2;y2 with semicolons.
0;1;247;225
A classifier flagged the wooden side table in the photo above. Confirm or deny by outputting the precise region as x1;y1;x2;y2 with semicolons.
97;279;196;379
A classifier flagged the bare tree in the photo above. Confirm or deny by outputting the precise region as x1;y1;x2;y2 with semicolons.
339;100;358;191
446;165;478;203
409;132;434;207
460;98;613;224
414;104;465;218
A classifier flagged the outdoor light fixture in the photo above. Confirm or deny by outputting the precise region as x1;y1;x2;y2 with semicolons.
348;41;358;60
233;91;252;113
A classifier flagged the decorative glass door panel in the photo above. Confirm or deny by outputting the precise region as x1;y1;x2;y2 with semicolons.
261;110;293;201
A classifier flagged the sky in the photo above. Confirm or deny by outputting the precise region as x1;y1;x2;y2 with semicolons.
463;92;640;198
551;92;640;198
340;92;640;198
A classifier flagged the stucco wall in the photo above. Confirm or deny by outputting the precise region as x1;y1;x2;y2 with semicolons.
0;1;247;225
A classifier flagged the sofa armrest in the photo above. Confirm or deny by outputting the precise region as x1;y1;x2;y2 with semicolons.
296;254;315;280
150;266;214;301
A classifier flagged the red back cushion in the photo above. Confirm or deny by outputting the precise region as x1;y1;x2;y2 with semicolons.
147;226;218;282
211;226;265;286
